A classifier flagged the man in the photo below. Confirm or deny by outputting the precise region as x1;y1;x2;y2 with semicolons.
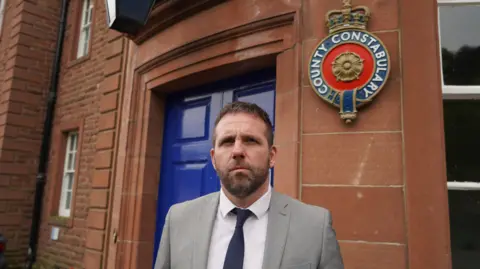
154;101;344;269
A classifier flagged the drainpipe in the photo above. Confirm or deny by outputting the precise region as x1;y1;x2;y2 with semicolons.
25;0;70;268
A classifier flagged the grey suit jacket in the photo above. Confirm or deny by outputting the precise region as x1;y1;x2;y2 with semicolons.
154;190;344;269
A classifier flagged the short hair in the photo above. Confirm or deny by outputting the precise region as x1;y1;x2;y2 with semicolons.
212;101;274;147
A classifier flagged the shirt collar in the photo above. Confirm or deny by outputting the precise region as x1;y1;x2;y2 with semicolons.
219;184;272;219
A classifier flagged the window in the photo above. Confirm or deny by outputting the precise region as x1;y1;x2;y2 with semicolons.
438;0;480;99
437;1;480;268
0;0;6;31
76;0;93;58
58;132;79;217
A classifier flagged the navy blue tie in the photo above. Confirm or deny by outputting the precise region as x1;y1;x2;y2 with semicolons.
223;208;252;269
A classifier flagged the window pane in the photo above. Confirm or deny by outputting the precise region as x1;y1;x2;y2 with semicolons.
77;0;92;58
67;152;74;170
443;100;480;183
70;133;77;151
448;190;480;269
65;191;72;210
78;40;85;58
83;28;90;55
88;5;93;23
439;5;480;86
67;173;74;190
83;0;90;25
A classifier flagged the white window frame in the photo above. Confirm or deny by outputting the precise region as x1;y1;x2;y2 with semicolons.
438;0;480;100
58;132;79;217
437;0;480;190
76;0;94;58
0;0;6;31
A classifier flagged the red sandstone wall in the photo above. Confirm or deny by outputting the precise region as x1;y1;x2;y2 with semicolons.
0;0;450;269
34;0;127;267
111;1;450;269
33;0;109;268
0;0;62;266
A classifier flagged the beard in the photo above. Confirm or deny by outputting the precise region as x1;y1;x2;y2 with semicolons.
216;158;270;199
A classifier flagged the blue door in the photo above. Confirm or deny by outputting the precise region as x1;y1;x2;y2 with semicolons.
153;69;276;263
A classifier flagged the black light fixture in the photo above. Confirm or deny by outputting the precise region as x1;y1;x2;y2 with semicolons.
105;0;156;35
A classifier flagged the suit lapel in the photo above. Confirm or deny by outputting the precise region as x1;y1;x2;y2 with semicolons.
192;193;219;269
262;191;291;269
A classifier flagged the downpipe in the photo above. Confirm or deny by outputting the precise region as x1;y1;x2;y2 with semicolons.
24;0;70;268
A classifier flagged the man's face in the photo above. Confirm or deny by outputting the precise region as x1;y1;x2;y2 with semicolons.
210;112;276;199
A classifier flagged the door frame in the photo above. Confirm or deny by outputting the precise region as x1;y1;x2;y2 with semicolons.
153;68;277;261
106;11;301;269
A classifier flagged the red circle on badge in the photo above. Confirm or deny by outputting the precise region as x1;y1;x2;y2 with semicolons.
322;43;374;91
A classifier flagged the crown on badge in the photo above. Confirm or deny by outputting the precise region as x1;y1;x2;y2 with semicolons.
325;0;371;33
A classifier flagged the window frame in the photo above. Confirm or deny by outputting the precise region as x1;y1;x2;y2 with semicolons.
437;0;480;190
58;132;79;217
47;120;84;227
76;0;94;59
0;0;6;32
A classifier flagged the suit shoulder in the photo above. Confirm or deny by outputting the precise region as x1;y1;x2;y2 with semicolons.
169;191;219;216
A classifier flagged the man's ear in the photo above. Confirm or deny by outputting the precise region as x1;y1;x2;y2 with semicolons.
269;145;277;168
210;148;216;170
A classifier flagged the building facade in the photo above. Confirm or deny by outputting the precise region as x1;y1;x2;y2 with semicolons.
0;0;478;268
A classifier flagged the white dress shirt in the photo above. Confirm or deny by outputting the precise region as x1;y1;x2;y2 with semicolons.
206;185;272;269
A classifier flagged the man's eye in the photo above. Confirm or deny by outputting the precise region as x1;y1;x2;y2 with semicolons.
220;138;234;145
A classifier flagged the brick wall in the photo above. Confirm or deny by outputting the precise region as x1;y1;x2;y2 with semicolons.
0;0;62;267
84;30;125;269
33;0;110;268
0;0;126;266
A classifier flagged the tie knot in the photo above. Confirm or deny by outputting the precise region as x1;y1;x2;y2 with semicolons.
232;208;252;228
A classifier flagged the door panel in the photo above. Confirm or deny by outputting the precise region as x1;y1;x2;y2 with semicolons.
153;69;276;264
232;85;276;125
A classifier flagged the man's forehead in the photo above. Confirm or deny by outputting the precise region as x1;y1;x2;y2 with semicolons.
216;113;265;128
215;113;267;135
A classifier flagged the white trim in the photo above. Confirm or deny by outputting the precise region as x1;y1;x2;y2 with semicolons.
0;0;6;31
58;132;78;217
436;6;447;93
442;86;480;99
447;181;480;190
437;0;480;5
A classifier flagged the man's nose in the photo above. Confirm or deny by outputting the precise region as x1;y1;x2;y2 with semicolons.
231;140;245;158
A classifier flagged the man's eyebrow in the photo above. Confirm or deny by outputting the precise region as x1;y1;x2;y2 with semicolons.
217;133;264;143
219;134;234;139
217;134;235;143
218;131;260;138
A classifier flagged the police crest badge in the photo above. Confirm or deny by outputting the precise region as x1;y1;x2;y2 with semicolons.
308;0;391;123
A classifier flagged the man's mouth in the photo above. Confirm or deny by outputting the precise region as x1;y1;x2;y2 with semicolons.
230;166;248;171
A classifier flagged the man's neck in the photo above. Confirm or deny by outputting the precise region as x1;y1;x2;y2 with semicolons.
223;182;270;209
